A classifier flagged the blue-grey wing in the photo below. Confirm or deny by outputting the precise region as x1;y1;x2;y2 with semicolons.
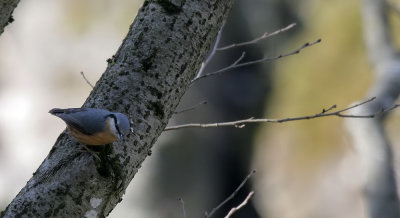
49;108;107;135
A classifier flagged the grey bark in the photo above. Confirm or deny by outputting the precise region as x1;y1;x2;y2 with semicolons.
345;0;400;217
0;0;20;35
1;0;234;217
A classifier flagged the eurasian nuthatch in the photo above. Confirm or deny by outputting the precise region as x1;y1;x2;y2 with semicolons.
49;108;130;145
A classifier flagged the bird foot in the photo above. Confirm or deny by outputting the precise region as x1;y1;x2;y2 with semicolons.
80;145;101;161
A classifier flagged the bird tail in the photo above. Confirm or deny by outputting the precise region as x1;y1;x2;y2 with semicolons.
49;108;65;115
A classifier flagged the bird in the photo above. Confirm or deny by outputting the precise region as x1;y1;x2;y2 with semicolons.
49;108;131;146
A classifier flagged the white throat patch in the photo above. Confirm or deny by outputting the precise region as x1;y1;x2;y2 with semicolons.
106;117;119;139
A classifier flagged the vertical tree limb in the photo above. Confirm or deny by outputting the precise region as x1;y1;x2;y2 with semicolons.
1;0;235;217
346;0;400;217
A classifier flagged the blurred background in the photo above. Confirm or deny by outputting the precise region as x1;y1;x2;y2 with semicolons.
1;0;399;217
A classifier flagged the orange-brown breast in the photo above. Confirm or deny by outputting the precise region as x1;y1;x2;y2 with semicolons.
67;122;118;145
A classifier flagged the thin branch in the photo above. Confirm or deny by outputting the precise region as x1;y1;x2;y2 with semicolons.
80;71;94;88
191;52;246;84
174;101;207;114
164;97;400;131
230;52;246;66
194;22;225;81
320;104;337;113
178;197;187;218
191;38;322;83
334;97;376;113
217;23;296;51
224;191;255;218
204;169;256;218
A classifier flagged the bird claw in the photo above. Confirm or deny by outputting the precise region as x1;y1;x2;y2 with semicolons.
80;145;101;161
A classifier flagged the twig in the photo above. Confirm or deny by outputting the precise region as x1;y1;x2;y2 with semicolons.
217;23;296;51
204;170;256;218
191;38;322;83
193;23;225;81
321;104;337;113
174;101;207;114
164;97;400;131
80;71;94;88
178;197;187;218
224;191;255;218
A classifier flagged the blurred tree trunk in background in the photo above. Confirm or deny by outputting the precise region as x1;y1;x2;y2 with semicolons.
252;0;400;218
346;0;400;217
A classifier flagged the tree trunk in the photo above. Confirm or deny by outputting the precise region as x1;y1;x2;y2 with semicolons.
0;0;20;34
1;0;234;217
